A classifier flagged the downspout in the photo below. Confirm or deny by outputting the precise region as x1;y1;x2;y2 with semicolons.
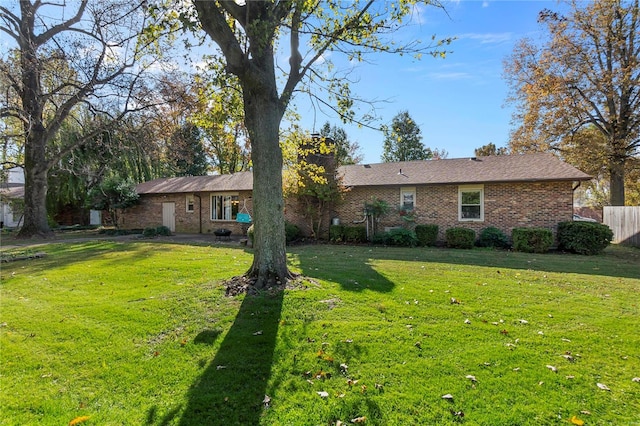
194;193;202;234
572;181;581;217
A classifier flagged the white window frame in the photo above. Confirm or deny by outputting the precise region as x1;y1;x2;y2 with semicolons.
458;185;484;222
186;194;195;213
211;193;239;221
400;187;416;211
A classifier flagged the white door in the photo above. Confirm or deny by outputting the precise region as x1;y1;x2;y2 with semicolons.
162;202;176;232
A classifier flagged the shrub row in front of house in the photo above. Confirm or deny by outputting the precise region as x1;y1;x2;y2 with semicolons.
330;221;613;255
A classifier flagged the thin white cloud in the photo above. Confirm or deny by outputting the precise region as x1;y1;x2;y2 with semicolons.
426;71;472;80
458;32;513;44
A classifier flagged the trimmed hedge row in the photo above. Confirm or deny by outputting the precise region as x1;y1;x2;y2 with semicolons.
329;222;614;255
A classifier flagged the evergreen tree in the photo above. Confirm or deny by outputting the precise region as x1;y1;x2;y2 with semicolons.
319;122;363;166
170;123;209;176
381;111;432;162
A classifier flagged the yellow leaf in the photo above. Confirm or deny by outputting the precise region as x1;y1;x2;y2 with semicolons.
570;416;584;426
69;416;90;426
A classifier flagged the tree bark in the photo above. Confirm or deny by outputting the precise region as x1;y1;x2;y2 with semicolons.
19;137;52;237
243;93;289;287
609;157;626;206
241;57;290;288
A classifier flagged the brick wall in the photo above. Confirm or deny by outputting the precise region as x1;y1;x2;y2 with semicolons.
122;181;575;242
120;190;254;236
332;181;575;241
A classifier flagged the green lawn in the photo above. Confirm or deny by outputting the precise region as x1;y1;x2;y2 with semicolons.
1;241;638;425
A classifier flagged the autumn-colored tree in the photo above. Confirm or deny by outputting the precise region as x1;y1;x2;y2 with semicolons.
283;129;346;240
184;0;451;287
504;0;640;206
190;72;250;174
474;142;508;157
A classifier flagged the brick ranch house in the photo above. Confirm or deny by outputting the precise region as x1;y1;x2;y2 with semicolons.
121;153;592;242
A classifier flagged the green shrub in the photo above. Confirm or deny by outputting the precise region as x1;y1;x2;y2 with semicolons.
344;225;367;243
557;221;613;255
371;232;389;245
512;228;553;253
372;229;418;247
415;224;438;246
329;224;345;242
388;228;418;247
477;226;509;249
285;222;301;243
155;225;171;236
445;227;476;249
142;227;157;237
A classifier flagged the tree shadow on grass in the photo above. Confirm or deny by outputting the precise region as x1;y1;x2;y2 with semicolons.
290;246;396;293
164;290;284;425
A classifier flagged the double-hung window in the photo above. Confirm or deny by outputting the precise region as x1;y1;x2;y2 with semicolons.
400;187;416;210
458;185;484;221
211;194;239;221
186;195;195;213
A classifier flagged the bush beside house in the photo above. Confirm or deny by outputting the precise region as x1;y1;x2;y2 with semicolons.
557;221;613;255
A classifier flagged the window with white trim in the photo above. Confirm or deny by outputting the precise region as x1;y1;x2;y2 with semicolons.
211;194;239;221
400;187;416;210
458;185;484;221
186;195;195;212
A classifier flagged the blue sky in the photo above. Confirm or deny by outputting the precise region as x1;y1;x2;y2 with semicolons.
291;0;558;164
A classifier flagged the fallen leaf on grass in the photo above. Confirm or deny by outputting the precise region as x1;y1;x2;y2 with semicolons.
69;416;90;426
500;329;509;335
351;416;366;423
569;415;584;425
596;383;611;391
317;391;329;398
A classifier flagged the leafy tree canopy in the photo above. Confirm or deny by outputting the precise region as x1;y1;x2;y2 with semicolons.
381;110;432;162
504;0;640;206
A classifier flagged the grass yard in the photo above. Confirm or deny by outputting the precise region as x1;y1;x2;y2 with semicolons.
0;240;639;425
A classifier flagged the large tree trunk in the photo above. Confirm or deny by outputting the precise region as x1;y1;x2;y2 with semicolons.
17;36;53;238
609;157;626;206
18;133;52;237
242;80;290;289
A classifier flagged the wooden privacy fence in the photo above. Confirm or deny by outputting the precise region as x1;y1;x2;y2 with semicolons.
603;206;640;247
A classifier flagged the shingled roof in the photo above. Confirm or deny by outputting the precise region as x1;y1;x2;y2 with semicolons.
135;172;253;194
337;153;591;187
134;153;591;194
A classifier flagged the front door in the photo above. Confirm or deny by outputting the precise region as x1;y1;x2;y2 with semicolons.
162;202;175;232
